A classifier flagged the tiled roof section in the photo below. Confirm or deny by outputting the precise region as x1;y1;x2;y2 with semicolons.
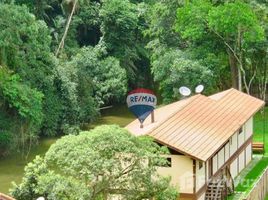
125;95;199;136
125;89;265;161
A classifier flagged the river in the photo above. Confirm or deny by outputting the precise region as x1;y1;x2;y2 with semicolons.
0;105;134;194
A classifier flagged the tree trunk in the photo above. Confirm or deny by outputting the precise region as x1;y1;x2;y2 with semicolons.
55;0;78;57
228;50;239;90
238;66;242;91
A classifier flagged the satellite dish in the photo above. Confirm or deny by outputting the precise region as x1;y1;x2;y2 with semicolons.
179;86;191;97
36;197;45;200
195;85;204;94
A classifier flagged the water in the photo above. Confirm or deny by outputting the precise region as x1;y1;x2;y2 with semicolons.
0;105;134;194
0;138;57;194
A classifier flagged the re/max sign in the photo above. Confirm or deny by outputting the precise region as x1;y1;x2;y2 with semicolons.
129;95;156;103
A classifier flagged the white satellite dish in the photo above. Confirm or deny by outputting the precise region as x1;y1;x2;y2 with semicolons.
179;86;191;97
36;197;45;200
195;85;204;94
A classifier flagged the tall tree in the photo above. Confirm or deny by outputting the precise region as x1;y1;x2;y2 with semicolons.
11;125;179;200
176;0;265;93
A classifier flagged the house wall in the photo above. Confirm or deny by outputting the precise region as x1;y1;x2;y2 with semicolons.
157;155;193;193
210;117;253;178
224;142;230;162
230;158;238;178
213;155;218;174
196;161;206;191
230;132;238;156
198;192;205;200
238;128;245;148
246;143;252;165
158;117;254;198
229;118;253;179
245;117;253;140
239;151;245;173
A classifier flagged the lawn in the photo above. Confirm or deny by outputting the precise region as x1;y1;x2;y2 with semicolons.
227;107;268;197
235;157;268;192
253;107;268;154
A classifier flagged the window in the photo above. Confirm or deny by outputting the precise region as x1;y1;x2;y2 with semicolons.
166;158;172;167
155;157;172;167
230;137;233;145
199;161;203;169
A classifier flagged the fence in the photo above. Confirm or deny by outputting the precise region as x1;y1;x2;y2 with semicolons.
243;167;268;200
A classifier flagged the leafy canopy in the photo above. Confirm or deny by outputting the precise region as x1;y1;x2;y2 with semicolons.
176;0;264;44
11;125;179;200
151;49;214;102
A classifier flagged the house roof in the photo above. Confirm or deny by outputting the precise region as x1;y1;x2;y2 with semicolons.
125;89;265;161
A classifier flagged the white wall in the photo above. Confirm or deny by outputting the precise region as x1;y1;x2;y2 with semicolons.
198;192;205;200
157;155;193;193
239;151;245;173
206;161;209;182
213;155;218;174
238;129;245;148
230;158;238;178
230;132;238;156
218;148;225;168
246;143;252;165
196;161;206;191
225;142;230;162
245;117;253;140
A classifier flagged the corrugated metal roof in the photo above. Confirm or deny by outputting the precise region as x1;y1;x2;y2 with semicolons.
125;89;265;161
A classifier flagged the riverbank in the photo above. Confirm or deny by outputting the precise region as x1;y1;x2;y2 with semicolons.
0;105;134;194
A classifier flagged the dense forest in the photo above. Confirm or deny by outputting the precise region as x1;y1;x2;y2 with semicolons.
0;0;268;156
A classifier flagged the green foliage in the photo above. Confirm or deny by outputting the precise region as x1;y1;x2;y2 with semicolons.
208;1;265;44
176;0;212;41
175;0;266;93
0;3;60;137
176;1;264;43
0;69;43;125
70;46;128;105
100;0;150;84
0;67;43;154
12;125;179;200
151;49;214;102
145;0;181;46
10;156;48;200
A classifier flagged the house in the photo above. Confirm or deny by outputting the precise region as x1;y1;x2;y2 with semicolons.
125;88;265;200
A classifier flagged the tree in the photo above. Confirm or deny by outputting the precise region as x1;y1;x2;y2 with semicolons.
69;46;128;106
11;125;179;200
145;0;182;48
0;3;63;137
55;0;78;57
100;0;150;85
151;49;214;102
176;0;265;93
0;67;43;156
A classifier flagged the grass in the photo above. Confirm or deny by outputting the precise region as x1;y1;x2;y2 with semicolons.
227;107;268;198
253;107;268;154
235;157;268;192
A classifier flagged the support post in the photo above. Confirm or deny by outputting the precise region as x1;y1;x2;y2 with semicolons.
151;110;155;123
